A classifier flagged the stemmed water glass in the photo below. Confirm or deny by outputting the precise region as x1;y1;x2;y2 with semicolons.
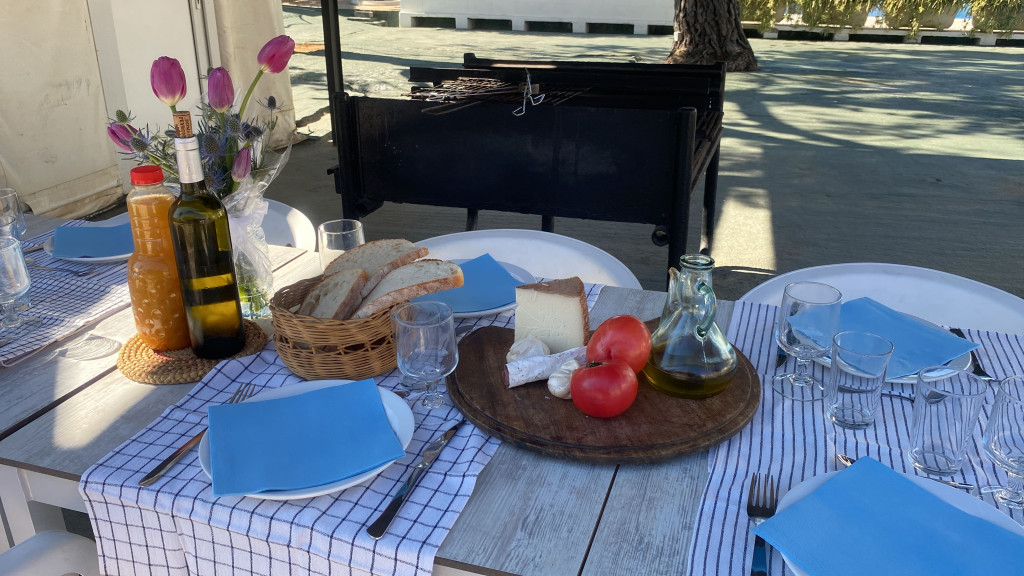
0;188;27;240
773;281;842;402
977;375;1024;510
390;301;459;409
0;236;31;331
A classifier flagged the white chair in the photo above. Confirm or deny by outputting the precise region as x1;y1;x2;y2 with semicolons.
0;530;100;576
263;199;316;250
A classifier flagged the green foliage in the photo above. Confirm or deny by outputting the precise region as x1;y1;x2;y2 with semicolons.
739;0;792;32
798;0;876;28
970;0;1023;33
737;0;1020;35
877;0;964;35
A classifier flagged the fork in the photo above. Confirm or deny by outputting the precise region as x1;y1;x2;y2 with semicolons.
747;473;778;576
29;264;99;278
948;327;994;381
138;382;258;487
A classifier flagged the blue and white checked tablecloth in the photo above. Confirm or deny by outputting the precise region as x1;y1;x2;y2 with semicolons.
1;224;131;366
686;300;1024;576
80;284;603;576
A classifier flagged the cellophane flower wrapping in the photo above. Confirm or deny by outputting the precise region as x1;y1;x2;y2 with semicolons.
222;140;291;319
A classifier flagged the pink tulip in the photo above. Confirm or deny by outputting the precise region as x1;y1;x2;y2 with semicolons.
207;67;235;113
256;36;295;74
232;146;253;182
150;57;187;110
107;123;135;152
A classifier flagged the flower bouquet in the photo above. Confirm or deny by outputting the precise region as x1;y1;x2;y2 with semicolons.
107;35;295;319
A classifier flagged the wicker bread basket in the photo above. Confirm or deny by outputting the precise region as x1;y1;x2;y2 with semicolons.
270;276;396;380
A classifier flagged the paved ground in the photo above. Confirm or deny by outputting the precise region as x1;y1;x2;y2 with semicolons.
268;6;1024;299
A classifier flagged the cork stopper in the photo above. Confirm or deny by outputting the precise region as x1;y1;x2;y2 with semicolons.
172;112;194;138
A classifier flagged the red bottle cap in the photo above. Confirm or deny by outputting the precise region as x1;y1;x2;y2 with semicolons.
130;165;165;185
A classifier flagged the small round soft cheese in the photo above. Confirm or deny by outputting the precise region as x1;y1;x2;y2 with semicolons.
506;336;550;363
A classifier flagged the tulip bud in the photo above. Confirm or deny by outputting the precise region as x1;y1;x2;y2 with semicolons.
232;146;253;182
150;57;187;109
256;35;295;74
207;67;235;113
107;123;134;152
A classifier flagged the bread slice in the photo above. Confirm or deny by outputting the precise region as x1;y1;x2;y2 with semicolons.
322;239;429;299
351;260;464;319
299;269;368;320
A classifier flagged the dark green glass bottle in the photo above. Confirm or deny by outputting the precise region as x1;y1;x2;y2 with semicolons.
168;111;245;359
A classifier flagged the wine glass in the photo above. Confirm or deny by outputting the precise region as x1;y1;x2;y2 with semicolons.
0;236;31;331
0;188;27;240
977;376;1024;510
390;301;458;408
772;282;842;402
317;219;365;272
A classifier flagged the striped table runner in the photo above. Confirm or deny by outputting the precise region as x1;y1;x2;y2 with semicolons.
687;300;1024;576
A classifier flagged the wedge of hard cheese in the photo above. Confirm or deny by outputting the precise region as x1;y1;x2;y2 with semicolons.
513;277;590;353
351;259;464;319
323;238;429;299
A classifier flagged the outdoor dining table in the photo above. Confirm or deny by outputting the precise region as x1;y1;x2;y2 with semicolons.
1;213;1022;575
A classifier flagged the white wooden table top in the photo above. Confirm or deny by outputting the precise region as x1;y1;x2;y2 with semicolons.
0;214;738;575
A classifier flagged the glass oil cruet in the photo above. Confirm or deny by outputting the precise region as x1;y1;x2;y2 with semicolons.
642;254;737;399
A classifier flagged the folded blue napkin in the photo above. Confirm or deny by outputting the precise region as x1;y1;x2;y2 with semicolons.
413;253;525;313
51;222;133;258
838;297;979;378
207;379;405;497
755;458;1024;576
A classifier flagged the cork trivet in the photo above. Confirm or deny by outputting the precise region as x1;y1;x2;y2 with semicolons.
117;321;269;385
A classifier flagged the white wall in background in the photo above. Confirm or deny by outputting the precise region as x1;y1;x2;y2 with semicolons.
399;0;674;33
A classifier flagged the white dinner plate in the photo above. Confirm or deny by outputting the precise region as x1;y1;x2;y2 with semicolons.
809;313;972;384
777;470;1024;576
448;258;536;319
198;380;414;500
740;263;1024;334
418;229;642;289
43;236;132;264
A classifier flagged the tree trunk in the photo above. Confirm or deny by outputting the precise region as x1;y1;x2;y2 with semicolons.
666;0;758;72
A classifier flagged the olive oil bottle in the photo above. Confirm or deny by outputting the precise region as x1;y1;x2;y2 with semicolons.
168;111;246;359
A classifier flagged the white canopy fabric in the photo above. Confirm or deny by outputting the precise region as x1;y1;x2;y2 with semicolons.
0;0;295;219
0;1;121;217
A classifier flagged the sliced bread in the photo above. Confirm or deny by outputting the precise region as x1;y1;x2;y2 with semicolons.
299;268;368;320
351;260;464;319
322;238;429;298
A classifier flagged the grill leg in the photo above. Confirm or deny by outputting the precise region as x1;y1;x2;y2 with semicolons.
700;145;721;256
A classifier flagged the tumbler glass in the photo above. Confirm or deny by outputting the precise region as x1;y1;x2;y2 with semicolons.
907;366;987;476
825;331;893;429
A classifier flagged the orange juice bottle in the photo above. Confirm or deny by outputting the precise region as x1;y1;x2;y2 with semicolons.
126;166;190;350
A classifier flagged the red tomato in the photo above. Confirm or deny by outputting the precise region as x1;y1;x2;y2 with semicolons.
586;315;652;374
570;360;638;418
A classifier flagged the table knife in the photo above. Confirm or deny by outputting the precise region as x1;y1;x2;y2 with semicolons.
366;419;464;540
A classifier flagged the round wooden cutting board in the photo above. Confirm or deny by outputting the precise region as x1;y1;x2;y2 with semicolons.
448;326;760;464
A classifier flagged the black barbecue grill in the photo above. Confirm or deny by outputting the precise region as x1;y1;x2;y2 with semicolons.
327;51;727;270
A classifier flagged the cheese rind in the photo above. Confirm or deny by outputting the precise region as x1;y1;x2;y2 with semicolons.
513;277;590;353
